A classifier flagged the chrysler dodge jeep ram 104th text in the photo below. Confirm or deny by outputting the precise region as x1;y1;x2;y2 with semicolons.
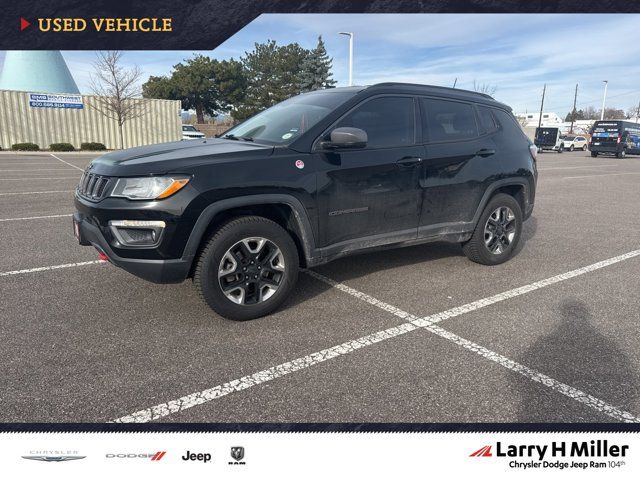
74;83;538;320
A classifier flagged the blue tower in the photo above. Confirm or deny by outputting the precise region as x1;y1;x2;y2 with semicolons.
0;51;80;94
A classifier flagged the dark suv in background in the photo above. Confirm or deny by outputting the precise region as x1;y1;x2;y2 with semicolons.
74;83;537;320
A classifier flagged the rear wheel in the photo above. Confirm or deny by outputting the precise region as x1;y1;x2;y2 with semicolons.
462;193;523;266
591;151;598;157
569;145;574;151
194;216;299;321
616;149;626;159
582;144;588;151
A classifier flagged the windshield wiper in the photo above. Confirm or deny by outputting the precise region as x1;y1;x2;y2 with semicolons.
223;133;254;142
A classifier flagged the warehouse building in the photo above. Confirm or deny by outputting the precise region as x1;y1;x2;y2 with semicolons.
0;51;181;150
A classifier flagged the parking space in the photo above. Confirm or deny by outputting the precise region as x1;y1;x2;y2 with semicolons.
0;150;639;424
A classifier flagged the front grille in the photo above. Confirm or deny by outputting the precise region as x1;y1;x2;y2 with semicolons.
77;171;111;201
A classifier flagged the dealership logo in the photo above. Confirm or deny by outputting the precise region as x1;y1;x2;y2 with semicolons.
106;451;166;461
182;450;212;463
470;445;493;457
22;450;85;462
22;455;85;462
229;446;245;465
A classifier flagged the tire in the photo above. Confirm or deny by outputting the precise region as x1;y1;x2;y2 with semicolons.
193;216;299;321
569;145;574;152
558;145;564;153
462;193;523;266
591;151;598;157
582;144;588;151
617;149;626;159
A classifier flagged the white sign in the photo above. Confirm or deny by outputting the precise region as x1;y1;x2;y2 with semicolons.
28;93;83;109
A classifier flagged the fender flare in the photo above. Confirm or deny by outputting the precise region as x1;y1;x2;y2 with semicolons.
470;177;531;226
180;194;316;264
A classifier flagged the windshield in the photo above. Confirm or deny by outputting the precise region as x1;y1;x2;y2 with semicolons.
224;90;357;145
562;135;576;140
182;125;198;132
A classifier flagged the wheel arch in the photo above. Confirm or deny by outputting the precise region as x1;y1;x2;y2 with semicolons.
472;178;530;227
182;195;316;273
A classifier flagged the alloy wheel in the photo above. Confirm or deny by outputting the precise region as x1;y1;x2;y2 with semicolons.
484;206;516;255
218;237;285;305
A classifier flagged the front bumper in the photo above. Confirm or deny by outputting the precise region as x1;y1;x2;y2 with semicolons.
73;212;191;283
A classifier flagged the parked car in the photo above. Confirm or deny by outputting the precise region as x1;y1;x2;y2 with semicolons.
182;124;205;140
73;83;538;321
534;127;564;153
589;120;640;158
561;134;588;151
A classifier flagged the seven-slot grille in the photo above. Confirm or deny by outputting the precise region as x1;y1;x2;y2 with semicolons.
77;171;111;200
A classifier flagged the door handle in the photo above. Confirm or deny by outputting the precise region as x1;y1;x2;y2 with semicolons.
396;156;423;167
475;148;496;158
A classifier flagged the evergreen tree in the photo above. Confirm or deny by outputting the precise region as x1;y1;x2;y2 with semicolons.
234;40;309;121
299;36;337;92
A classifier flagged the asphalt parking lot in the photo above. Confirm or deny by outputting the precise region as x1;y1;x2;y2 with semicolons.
1;149;639;423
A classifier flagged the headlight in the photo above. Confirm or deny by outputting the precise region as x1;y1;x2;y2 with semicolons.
111;176;190;200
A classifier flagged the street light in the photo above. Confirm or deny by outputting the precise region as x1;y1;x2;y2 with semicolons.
600;80;608;120
339;32;353;86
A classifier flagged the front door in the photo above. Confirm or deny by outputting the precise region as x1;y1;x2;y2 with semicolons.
315;96;422;248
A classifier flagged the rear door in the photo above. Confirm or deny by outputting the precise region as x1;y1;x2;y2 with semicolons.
314;95;423;247
418;97;492;234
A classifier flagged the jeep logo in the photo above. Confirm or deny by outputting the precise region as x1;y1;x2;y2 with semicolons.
181;450;212;463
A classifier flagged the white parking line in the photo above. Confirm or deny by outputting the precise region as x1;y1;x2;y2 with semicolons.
0;177;80;181
112;249;640;423
563;172;640;180
0;168;81;172
0;260;104;277
0;214;72;222
0;190;74;196
538;164;616;171
50;153;86;172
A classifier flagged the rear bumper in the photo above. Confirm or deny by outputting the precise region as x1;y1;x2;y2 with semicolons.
73;212;191;283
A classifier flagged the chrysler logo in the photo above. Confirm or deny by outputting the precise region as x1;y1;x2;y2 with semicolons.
22;455;86;462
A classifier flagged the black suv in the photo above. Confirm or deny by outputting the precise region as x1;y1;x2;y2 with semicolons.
74;83;537;320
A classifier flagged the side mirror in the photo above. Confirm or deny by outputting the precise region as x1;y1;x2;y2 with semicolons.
321;127;368;149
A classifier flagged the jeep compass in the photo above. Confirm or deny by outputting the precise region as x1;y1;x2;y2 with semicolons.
74;83;538;320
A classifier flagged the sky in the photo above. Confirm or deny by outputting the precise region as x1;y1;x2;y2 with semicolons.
1;13;639;117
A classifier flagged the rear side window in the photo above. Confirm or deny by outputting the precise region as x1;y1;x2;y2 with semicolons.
477;105;498;135
422;98;478;142
335;96;415;148
492;108;529;141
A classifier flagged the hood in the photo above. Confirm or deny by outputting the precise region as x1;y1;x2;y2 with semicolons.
89;138;274;176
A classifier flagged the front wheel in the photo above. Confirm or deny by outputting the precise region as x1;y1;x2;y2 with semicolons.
582;144;588;151
569;145;574;151
462;193;523;266
194;216;299;321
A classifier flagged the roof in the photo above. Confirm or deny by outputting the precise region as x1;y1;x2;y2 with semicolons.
318;83;509;109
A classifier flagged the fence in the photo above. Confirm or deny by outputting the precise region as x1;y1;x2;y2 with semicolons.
0;89;182;150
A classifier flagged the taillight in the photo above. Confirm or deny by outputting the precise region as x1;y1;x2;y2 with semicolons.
617;135;621;144
529;144;538;161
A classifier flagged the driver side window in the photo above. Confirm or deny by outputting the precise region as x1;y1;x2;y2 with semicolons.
335;96;415;149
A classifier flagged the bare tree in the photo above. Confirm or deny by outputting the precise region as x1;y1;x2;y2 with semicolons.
89;51;147;149
472;79;497;97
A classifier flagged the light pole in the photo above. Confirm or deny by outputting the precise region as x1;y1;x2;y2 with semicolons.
339;32;353;86
600;80;608;120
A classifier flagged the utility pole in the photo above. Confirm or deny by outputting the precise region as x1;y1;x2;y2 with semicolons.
600;80;608;120
570;83;578;134
538;84;546;129
452;78;457;88
636;100;640;123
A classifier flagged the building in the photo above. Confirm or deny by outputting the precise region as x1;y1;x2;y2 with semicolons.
516;112;564;127
0;51;80;94
0;51;182;150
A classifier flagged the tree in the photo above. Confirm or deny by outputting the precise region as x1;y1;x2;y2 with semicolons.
600;108;626;120
472;80;497;97
89;51;147;149
299;36;337;92
234;40;310;121
142;55;246;123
